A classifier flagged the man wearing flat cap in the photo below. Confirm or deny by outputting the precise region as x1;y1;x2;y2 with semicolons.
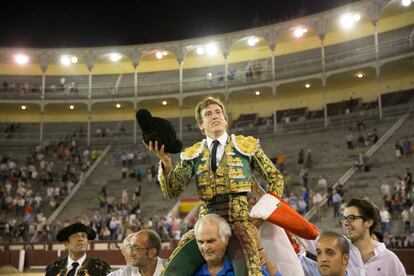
45;222;111;276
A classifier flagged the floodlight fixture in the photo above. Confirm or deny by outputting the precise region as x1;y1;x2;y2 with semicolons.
162;100;167;106
21;105;27;110
155;51;164;59
116;103;121;108
402;0;412;6
69;105;75;110
247;37;259;47
196;47;205;55
255;91;260;95
70;56;78;64
340;12;360;29
15;54;29;65
110;53;122;62
293;27;308;38
305;83;311;88
206;43;218;56
60;56;71;66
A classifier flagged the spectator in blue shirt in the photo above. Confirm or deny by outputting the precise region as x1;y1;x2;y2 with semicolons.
193;213;282;276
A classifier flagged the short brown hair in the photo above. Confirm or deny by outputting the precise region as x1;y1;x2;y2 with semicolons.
195;97;228;125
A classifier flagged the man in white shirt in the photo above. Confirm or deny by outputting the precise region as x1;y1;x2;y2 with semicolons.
113;230;164;276
341;198;406;276
107;233;135;276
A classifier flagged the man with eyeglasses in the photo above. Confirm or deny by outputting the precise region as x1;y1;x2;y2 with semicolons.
113;230;164;276
107;233;135;276
341;198;406;275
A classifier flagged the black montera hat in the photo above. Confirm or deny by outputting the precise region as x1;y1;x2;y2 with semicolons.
136;109;183;154
56;223;96;242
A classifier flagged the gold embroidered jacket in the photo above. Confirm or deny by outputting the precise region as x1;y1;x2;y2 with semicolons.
159;134;284;202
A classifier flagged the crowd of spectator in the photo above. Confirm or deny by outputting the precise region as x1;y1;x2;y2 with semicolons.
0;137;99;243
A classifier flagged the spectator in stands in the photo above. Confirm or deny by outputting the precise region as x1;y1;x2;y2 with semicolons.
107;232;135;275
345;130;353;150
45;223;111;276
401;207;411;234
277;153;286;173
145;97;284;275
316;231;349;276
305;149;313;169
395;141;403;158
317;175;328;191
193;213;281;276
298;149;304;170
404;168;412;191
341;198;406;275
332;190;342;218
403;138;412;157
379;206;391;234
357;133;365;148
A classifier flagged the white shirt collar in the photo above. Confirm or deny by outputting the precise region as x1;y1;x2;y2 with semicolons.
206;132;228;150
67;253;86;273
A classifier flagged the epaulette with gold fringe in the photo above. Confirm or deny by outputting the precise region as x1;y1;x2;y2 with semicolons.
180;140;206;160
231;134;259;157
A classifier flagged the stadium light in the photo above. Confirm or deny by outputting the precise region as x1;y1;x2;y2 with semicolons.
196;47;205;55
247;37;259;47
402;0;412;6
155;51;164;59
115;103;121;108
60;55;71;66
21;105;27;110
14;54;29;65
340;12;360;29
206;43;218;56
69;105;75;110
356;72;364;78
70;56;78;63
255;91;260;95
293;27;308;38
110;53;122;62
305;83;311;88
162;100;168;106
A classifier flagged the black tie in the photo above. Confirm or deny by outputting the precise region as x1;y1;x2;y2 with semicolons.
67;262;79;276
211;140;220;173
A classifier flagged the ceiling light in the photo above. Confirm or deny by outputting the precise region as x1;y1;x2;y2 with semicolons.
60;55;71;66
155;51;163;59
15;54;29;65
196;47;205;55
247;37;259;47
162;100;167;106
305;83;311;88
110;53;122;62
69;105;75;110
356;72;364;78
116;103;121;108
21;105;27;110
293;27;308;38
206;43;218;56
340;13;360;29
255;91;260;95
70;56;78;63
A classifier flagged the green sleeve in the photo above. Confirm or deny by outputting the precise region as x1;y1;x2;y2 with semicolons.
252;147;284;196
159;159;194;199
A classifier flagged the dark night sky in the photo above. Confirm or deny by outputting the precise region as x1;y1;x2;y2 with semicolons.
0;0;360;48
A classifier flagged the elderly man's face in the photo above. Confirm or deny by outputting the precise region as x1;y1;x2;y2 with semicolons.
316;236;349;276
196;224;228;265
65;232;89;254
